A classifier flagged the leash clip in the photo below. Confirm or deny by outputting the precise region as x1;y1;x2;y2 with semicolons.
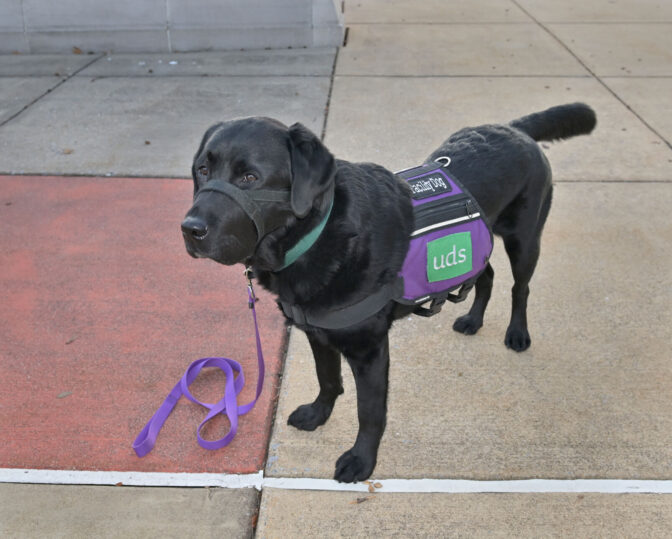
244;266;257;308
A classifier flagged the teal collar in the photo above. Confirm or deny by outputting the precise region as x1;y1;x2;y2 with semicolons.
278;199;333;271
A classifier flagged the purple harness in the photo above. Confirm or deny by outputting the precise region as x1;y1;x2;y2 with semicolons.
396;161;493;313
278;160;494;328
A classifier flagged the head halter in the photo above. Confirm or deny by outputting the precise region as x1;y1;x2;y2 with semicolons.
196;180;292;241
196;179;333;271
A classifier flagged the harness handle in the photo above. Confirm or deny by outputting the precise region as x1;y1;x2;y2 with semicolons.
132;271;265;457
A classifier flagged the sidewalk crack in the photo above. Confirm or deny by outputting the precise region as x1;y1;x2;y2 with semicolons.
510;0;672;151
320;47;340;141
0;54;104;129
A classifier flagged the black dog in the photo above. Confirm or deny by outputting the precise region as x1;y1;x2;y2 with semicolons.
181;103;596;482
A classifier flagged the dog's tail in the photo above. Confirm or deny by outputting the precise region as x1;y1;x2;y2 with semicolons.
510;102;596;142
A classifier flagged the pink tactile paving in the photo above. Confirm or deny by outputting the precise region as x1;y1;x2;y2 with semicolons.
0;176;287;474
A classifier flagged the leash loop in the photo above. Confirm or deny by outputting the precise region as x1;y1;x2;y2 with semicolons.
132;270;265;457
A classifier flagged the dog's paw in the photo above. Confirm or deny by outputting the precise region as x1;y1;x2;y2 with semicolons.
287;401;332;431
453;314;483;335
334;449;375;483
505;327;531;352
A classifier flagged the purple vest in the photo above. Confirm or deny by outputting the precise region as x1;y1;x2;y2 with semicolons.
396;163;493;306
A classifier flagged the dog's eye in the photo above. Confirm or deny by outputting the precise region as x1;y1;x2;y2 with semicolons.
242;173;257;183
198;166;208;176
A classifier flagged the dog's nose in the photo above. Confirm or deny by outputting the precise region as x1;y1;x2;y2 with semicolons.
181;216;208;240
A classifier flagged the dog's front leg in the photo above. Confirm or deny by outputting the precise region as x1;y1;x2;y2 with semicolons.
288;331;343;431
335;334;390;483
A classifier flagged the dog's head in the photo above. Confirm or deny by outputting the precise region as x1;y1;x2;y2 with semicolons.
181;117;335;265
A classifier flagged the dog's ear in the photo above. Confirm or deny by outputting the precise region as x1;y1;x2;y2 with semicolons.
288;122;335;218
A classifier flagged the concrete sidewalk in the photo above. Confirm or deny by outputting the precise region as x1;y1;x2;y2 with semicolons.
1;0;672;537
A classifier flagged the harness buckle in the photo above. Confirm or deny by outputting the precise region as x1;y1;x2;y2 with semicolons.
446;283;473;304
413;297;447;317
413;282;474;317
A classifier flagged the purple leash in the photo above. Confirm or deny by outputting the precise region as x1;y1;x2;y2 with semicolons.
133;269;265;457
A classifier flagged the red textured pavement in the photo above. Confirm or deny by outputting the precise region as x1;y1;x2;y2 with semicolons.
0;176;287;474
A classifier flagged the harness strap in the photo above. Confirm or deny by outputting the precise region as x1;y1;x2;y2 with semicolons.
133;279;264;457
279;278;403;330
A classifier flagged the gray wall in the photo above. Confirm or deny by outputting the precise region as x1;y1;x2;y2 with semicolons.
0;0;343;53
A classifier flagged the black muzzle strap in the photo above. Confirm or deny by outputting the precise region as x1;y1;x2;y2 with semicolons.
197;180;291;241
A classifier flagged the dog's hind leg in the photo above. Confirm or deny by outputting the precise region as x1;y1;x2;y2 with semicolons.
501;188;552;352
334;334;390;482
502;234;536;351
287;332;344;431
453;263;494;335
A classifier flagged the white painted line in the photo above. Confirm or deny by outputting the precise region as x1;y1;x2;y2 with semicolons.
2;469;672;494
0;468;263;490
264;477;672;494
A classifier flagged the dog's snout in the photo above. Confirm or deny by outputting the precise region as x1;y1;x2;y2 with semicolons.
181;215;208;240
